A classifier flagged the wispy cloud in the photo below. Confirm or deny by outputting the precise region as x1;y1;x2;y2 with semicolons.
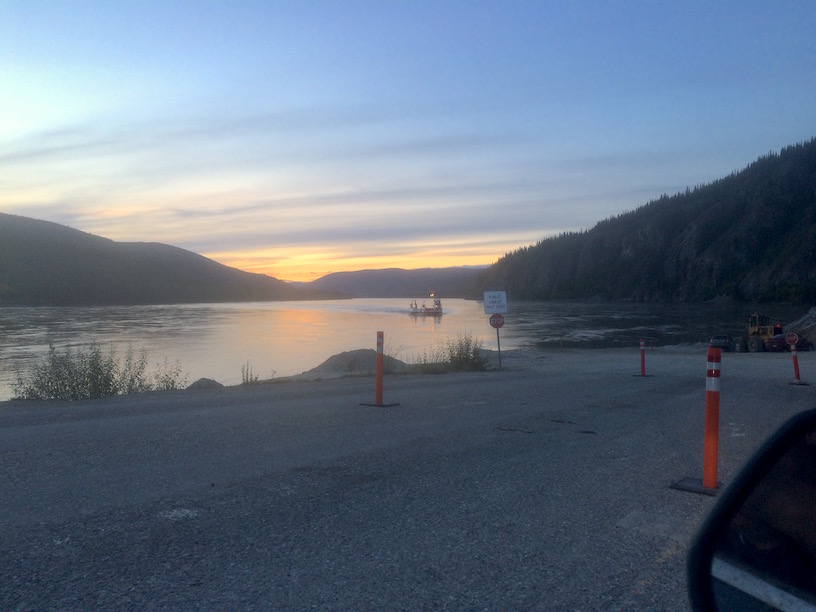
3;1;815;281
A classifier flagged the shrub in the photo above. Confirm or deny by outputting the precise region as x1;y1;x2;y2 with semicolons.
118;346;151;395
82;343;119;399
152;357;189;391
410;333;487;374
410;345;449;375
443;333;487;371
12;343;188;400
12;344;84;401
383;341;405;374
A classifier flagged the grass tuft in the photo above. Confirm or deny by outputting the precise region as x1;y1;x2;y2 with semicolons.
409;333;487;374
241;361;260;385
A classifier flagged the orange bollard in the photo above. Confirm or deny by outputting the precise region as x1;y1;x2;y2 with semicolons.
791;345;802;383
640;339;646;376
702;347;721;489
360;331;399;407
375;331;384;405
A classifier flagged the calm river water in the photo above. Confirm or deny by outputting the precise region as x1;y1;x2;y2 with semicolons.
0;299;804;401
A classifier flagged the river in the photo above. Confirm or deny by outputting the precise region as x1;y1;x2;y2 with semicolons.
0;299;804;401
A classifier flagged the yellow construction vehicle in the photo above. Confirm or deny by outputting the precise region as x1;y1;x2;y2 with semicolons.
744;312;780;352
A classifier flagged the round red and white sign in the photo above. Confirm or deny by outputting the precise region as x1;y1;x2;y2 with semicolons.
489;313;505;329
785;332;799;346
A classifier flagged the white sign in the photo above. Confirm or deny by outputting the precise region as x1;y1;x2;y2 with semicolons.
483;291;507;314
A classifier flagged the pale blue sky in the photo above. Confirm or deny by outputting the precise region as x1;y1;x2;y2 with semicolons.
2;1;814;281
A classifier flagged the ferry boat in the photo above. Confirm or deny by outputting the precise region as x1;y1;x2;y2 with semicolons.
409;294;443;316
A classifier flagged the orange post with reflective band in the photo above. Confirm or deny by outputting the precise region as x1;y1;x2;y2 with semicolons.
640;339;646;376
703;347;721;489
791;345;801;383
375;331;384;405
361;331;398;408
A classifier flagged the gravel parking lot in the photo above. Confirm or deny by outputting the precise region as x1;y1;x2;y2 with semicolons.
2;347;814;610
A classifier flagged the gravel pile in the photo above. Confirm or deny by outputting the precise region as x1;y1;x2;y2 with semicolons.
300;348;409;378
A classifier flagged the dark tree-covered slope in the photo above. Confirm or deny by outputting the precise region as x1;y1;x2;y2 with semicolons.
0;214;319;306
306;267;483;298
480;138;816;303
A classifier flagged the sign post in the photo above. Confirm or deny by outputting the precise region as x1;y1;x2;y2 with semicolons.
484;292;508;368
490;313;505;367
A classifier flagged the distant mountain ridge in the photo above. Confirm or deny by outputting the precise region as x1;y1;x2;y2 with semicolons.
479;138;816;303
5;137;815;306
0;214;322;306
304;267;485;298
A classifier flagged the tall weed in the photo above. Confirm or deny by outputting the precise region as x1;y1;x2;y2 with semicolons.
241;361;260;385
153;357;188;391
118;346;151;394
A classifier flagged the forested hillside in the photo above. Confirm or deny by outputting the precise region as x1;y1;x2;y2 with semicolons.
480;139;816;303
306;267;483;298
0;214;320;305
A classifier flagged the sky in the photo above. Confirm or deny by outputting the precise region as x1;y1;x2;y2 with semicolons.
2;1;815;282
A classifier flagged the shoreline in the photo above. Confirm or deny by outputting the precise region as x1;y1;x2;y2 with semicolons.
0;343;719;403
3;342;812;405
3;298;812;403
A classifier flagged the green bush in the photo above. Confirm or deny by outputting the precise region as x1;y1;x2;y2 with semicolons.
410;333;487;374
153;357;189;391
12;344;188;400
444;333;486;370
118;346;152;395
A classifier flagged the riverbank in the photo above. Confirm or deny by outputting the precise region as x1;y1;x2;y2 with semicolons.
4;298;809;402
2;347;814;609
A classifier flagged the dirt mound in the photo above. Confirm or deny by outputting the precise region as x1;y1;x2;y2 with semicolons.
187;378;225;391
302;349;408;377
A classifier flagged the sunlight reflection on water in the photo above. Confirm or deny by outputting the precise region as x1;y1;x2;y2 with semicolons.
0;299;804;401
0;299;502;400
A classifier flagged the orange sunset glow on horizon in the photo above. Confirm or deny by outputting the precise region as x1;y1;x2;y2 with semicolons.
204;241;512;284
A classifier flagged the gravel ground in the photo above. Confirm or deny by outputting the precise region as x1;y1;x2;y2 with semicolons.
2;347;814;610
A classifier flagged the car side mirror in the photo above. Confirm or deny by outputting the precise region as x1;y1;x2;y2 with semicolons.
687;408;816;610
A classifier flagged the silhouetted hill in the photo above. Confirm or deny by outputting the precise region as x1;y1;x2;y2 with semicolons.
304;267;484;298
0;214;322;306
480;138;816;303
